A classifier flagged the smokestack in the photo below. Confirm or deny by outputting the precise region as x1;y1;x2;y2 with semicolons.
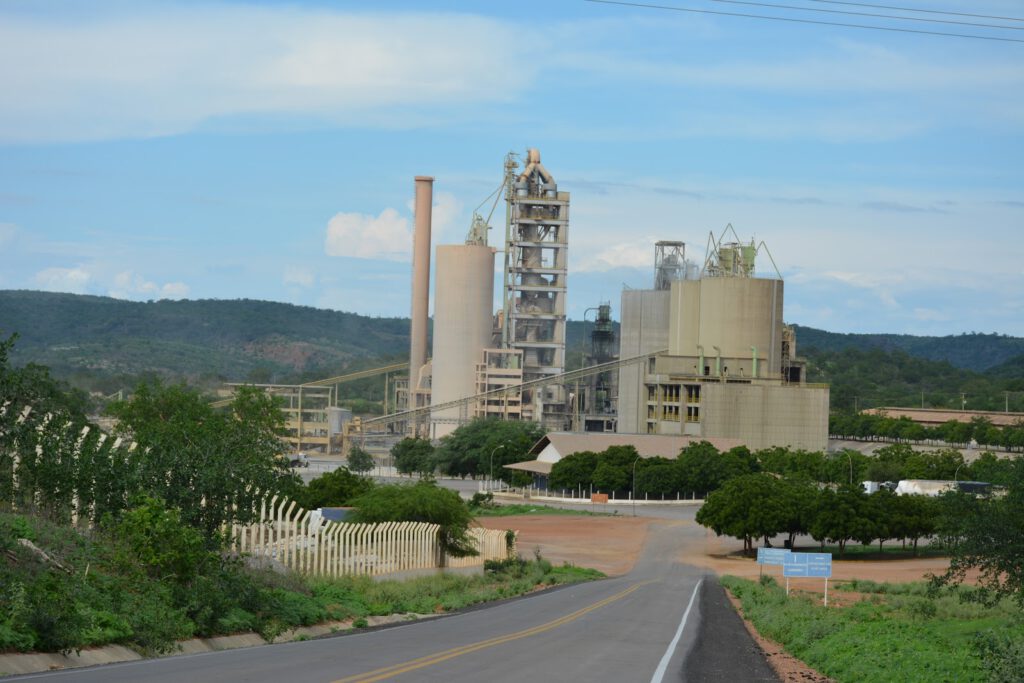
410;176;434;385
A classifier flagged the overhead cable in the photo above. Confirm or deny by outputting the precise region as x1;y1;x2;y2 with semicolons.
804;0;1024;23
584;0;1024;43
708;0;1022;30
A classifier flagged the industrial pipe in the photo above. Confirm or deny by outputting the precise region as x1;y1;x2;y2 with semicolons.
751;346;758;379
697;345;704;377
713;345;722;378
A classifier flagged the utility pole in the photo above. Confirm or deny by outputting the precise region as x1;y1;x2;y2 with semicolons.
1007;391;1010;413
961;393;967;412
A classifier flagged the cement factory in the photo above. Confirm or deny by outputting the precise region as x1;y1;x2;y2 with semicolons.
229;148;828;456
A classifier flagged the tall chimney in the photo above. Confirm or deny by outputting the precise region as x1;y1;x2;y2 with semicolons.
410;176;434;387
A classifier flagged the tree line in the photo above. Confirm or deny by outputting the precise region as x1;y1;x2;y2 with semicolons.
829;411;1024;451
541;440;1018;501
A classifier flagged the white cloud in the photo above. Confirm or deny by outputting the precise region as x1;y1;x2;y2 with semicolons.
283;266;315;288
0;7;531;143
33;266;91;293
109;270;189;300
575;241;654;273
324;208;411;262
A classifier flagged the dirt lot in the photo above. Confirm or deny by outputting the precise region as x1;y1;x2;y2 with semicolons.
476;514;652;576
479;513;952;586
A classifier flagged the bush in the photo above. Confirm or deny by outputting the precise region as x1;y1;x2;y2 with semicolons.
349;482;477;558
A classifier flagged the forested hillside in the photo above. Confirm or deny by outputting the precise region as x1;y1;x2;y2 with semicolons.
3;290;1022;412
0;290;409;392
793;325;1024;372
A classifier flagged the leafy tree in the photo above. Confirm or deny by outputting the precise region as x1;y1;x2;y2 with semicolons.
809;486;875;558
592;460;629;493
349;481;478;559
888;492;937;556
431;419;544;483
294;467;373;509
391;437;435;477
904;447;965;480
866;443;915;483
635;460;684;497
932;460;1024;606
677;441;739;495
968;451;1017;486
108;381;291;543
346;446;375;474
549;451;599;491
696;474;789;555
779;480;819;548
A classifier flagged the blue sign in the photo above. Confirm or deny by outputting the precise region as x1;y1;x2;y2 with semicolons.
783;551;832;578
757;548;791;565
783;563;809;577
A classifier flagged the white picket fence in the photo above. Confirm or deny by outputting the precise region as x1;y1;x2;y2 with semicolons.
231;496;514;577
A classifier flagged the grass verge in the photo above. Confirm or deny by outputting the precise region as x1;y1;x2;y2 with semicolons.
0;511;603;657
721;575;1024;683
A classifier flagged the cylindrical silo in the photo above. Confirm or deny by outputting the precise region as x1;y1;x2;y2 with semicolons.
696;277;783;375
431;244;495;436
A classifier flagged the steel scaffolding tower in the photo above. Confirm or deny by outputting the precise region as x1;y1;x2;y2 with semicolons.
501;149;569;428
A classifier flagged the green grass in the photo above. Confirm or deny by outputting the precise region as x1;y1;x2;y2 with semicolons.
721;575;1024;683
470;503;606;517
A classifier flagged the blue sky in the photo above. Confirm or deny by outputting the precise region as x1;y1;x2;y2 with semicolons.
1;0;1022;335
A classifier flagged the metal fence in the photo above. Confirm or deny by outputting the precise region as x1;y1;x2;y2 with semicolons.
231;496;514;577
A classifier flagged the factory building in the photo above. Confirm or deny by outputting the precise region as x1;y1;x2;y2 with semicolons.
617;229;829;452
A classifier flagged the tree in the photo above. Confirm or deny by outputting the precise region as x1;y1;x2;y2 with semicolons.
346;446;375;474
779;480;819;549
390;437;435;477
294;467;373;509
431;419;544;483
592;460;629;493
932;459;1024;605
108;381;292;543
549;451;599;491
888;493;937;556
349;481;478;558
695;474;789;556
677;441;748;495
809;486;875;558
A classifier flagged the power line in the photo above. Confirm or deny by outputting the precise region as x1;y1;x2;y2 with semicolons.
708;0;1023;30
805;0;1024;23
584;0;1024;43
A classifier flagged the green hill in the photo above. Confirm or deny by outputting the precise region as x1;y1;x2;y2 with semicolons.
792;325;1024;372
3;290;1022;411
0;290;409;391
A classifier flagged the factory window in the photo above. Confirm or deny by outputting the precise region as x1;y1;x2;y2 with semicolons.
647;386;656;401
704;365;710;376
686;406;701;423
686;384;701;403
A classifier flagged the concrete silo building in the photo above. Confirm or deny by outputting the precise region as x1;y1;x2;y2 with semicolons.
618;229;828;451
430;237;496;437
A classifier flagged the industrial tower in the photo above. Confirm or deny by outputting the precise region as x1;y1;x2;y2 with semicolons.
501;149;569;428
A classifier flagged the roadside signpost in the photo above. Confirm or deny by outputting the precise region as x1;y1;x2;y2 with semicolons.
781;551;833;605
756;547;791;578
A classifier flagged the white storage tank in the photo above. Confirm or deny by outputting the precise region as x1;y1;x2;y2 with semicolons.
431;243;495;436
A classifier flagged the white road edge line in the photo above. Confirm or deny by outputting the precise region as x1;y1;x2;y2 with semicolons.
650;578;703;683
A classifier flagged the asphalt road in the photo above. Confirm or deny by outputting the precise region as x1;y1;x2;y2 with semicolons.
9;518;776;683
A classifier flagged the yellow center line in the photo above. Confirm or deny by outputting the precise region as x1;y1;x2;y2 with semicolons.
332;580;653;683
